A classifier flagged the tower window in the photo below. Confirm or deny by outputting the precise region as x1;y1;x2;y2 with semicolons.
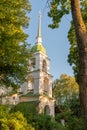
42;60;47;71
43;77;49;93
31;58;36;68
27;77;34;91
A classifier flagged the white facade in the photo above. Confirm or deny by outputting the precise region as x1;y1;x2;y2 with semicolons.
0;87;19;105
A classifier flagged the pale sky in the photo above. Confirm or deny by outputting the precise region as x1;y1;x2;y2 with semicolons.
26;0;73;80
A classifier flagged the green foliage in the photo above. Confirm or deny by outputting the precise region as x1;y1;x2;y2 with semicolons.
48;0;70;28
10;99;83;130
48;0;87;78
53;74;79;109
56;111;85;130
0;105;34;130
66;116;85;130
0;105;9;118
69;96;82;117
32;114;53;130
32;114;66;130
55;111;71;122
55;95;85;130
10;101;38;124
0;0;32;88
10;102;66;130
53;74;84;129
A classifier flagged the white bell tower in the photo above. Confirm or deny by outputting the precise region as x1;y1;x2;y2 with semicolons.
21;12;55;117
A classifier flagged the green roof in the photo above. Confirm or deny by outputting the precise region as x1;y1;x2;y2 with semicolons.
31;43;46;54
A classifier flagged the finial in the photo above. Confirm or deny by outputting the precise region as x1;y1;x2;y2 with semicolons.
36;11;42;44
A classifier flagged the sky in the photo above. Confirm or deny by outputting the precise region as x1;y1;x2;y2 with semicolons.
26;0;73;80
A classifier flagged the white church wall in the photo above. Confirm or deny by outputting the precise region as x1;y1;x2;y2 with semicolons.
39;96;55;117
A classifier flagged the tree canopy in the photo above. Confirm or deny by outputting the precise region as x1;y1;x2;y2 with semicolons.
53;74;79;108
0;0;32;88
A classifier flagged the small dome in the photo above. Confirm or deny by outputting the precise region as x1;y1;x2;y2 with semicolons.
31;43;46;54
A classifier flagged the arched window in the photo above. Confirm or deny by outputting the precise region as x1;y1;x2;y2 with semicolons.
31;58;36;68
42;60;47;71
43;77;49;93
27;77;34;91
44;105;50;115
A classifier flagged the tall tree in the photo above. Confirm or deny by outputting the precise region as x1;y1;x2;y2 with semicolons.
68;1;87;78
0;0;32;88
53;74;79;108
48;0;87;128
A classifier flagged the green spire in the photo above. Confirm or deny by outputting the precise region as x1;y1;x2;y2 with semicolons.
31;12;46;54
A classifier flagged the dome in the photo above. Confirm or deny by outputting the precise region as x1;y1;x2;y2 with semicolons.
31;43;46;54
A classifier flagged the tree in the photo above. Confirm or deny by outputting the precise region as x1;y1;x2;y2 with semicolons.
0;0;32;88
53;74;79;109
10;101;38;124
48;0;87;128
69;96;81;117
67;1;87;78
0;105;35;130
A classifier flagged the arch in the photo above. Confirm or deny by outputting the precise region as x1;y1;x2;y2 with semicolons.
43;77;49;93
27;76;34;91
42;59;47;71
31;58;36;68
44;105;50;115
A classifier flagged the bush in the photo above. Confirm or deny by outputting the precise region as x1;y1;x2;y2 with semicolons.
10;102;66;130
0;105;34;130
55;111;85;130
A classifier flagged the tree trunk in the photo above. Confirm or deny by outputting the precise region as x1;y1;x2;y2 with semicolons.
71;0;87;129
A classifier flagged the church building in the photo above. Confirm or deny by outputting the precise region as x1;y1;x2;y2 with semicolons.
20;12;55;117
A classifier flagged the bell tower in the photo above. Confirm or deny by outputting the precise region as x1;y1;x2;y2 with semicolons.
21;12;55;117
